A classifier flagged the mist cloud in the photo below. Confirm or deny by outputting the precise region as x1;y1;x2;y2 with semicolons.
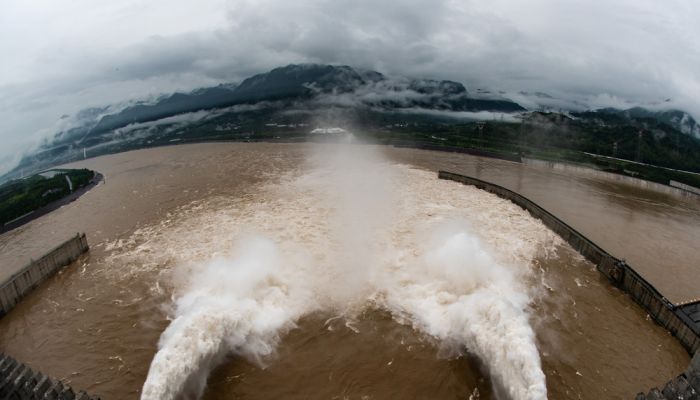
1;0;699;172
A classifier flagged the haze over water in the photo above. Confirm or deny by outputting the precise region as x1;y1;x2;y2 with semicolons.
0;142;696;399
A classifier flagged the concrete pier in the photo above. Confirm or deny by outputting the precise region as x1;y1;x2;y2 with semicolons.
0;233;89;318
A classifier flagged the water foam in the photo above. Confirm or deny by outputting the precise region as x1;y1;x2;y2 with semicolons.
132;143;559;399
380;226;547;399
141;237;314;400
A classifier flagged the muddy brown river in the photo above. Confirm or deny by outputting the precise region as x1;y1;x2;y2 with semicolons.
0;142;698;399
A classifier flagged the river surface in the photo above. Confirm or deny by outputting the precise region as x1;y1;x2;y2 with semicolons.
0;142;697;399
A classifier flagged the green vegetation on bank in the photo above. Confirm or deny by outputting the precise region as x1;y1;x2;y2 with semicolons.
0;169;95;225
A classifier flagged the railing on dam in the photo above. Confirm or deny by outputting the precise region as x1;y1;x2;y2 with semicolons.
0;233;89;318
438;170;700;355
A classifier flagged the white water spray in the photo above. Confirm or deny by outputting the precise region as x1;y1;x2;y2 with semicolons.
305;141;396;307
381;223;547;399
141;237;314;400
137;142;555;400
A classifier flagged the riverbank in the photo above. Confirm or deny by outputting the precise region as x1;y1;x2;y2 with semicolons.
0;172;103;235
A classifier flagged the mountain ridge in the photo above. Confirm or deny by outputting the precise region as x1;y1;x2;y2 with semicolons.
74;64;526;142
4;64;700;182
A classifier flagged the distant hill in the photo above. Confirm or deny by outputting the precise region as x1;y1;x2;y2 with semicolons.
4;64;700;184
78;64;526;142
590;107;700;139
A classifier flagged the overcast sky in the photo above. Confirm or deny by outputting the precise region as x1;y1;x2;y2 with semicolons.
1;0;699;173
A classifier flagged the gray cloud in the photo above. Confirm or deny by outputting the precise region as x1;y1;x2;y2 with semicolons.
1;0;699;173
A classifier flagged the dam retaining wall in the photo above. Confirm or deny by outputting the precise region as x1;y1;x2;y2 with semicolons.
0;233;89;318
670;180;700;196
522;158;699;200
0;353;99;400
438;171;700;355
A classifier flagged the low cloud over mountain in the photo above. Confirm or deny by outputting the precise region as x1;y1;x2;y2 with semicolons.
1;0;699;173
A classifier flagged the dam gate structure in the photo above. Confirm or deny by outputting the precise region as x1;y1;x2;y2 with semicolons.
437;171;700;398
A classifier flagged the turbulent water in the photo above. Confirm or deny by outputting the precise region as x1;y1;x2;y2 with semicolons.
0;142;695;399
129;144;556;399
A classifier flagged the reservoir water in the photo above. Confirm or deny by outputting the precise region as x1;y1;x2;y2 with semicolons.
0;142;697;399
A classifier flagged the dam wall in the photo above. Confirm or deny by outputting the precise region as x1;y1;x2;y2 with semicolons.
438;171;700;355
522;158;698;200
670;180;700;196
0;233;89;318
0;353;99;399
